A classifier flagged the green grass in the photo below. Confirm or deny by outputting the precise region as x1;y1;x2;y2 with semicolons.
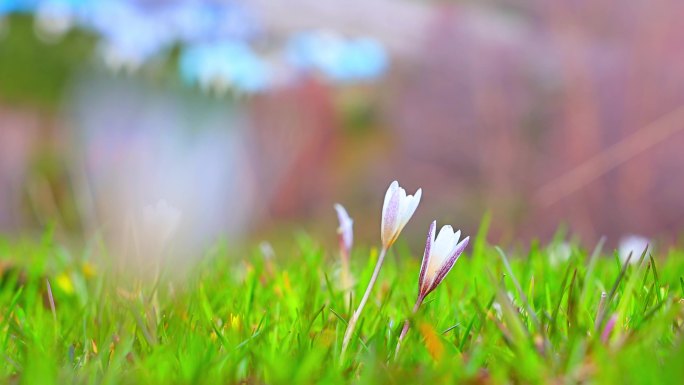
1;231;684;384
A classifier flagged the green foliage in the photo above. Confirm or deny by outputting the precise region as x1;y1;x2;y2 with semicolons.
0;15;95;108
0;233;683;384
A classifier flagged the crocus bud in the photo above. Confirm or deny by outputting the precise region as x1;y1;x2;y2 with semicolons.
334;203;353;256
418;221;469;299
381;181;421;249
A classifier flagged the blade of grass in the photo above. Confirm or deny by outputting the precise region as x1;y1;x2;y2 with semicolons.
329;307;348;326
649;255;663;304
549;263;573;336
579;237;605;308
565;269;578;331
495;246;541;330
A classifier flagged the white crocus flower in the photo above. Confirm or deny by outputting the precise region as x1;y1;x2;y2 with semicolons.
396;220;469;357
381;181;422;249
418;221;470;299
334;203;353;256
341;180;421;359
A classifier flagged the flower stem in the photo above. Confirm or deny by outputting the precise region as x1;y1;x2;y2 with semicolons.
340;246;388;362
394;295;424;358
340;248;351;291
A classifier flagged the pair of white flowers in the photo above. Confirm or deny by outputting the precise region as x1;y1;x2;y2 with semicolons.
337;180;469;357
336;181;469;301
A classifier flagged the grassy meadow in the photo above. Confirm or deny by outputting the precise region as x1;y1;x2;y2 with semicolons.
1;226;684;384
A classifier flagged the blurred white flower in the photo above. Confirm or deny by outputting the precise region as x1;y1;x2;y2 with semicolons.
418;221;469;299
334;203;354;291
548;242;572;267
618;235;651;264
142;199;182;250
381;180;421;249
334;203;353;255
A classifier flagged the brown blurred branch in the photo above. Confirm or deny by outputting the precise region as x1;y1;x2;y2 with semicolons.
536;105;684;207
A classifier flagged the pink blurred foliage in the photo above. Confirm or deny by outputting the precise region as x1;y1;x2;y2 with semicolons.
2;0;684;250
249;79;337;219
382;0;684;245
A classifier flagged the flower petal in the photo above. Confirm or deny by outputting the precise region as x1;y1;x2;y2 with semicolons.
400;188;421;229
419;221;436;296
429;236;469;293
433;226;454;260
381;181;400;247
446;230;461;257
334;203;353;251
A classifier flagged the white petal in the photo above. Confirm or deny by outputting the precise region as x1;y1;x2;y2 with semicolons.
381;181;400;245
382;181;399;219
434;226;455;258
381;181;421;248
425;225;450;279
398;186;407;202
397;196;410;226
395;187;408;227
408;188;422;217
447;230;462;256
398;188;421;229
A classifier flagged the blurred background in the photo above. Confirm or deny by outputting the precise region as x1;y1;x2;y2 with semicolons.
1;0;684;263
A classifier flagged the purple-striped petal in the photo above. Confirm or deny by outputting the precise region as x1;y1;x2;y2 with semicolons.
418;221;436;297
381;181;400;247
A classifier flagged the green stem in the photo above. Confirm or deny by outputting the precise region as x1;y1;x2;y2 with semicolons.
340;246;388;362
394;295;424;358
